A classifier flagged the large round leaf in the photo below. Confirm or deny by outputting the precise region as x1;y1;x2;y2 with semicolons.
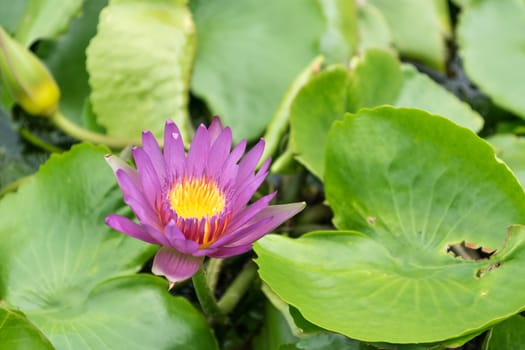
0;144;152;308
0;144;217;348
255;107;525;343
190;0;324;142
457;0;525;119
28;275;218;349
87;0;194;140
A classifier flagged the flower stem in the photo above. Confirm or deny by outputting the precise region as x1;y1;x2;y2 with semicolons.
51;111;140;149
217;262;257;314
192;265;226;324
206;258;223;292
19;127;63;153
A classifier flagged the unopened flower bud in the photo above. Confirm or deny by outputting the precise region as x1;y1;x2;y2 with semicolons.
0;26;60;116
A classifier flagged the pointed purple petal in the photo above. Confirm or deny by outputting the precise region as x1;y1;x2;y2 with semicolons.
232;160;270;211
186;124;210;177
228;192;276;233
208;116;224;144
207;127;232;175
164;120;186;179
152;247;204;283
141;131;166;180
228;140;247;165
210;217;273;248
237;139;265;185
233;202;305;246
105;155;140;186
105;214;159;244
216;202;305;248
133;147;162;210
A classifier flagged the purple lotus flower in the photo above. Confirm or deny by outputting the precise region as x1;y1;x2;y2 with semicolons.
105;118;305;283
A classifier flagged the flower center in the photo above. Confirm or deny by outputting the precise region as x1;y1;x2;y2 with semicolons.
169;177;225;219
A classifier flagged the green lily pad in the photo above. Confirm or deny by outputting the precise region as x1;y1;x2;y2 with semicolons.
348;50;483;132
14;0;84;46
38;0;107;128
0;144;151;306
0;144;217;348
289;65;349;178
487;134;525;187
0;0;29;34
28;275;218;349
356;2;392;52
190;0;324;142
367;0;450;70
484;315;525;350
256;107;525;343
87;0;194;140
457;0;525;119
318;0;357;65
0;307;53;349
289;50;483;178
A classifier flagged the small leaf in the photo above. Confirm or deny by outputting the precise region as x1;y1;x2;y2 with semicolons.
356;2;392;52
488;134;525;187
348;50;483;133
260;56;323;167
87;0;194;140
368;0;450;70
318;0;357;65
458;0;525;119
484;315;525;350
289;50;483;178
289;65;349;178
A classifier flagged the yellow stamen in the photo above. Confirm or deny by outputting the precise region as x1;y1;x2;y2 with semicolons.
169;177;225;219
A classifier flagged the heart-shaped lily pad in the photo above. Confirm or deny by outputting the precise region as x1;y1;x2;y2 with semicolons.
255;107;525;343
0;144;217;348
